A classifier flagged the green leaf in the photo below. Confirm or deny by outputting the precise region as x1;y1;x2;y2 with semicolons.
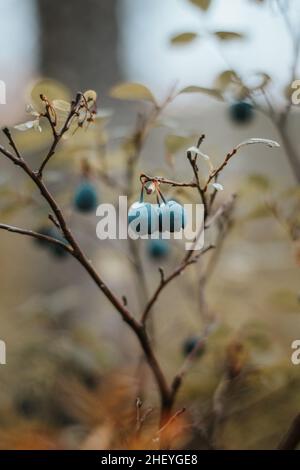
188;0;211;11
170;32;199;45
213;31;245;41
178;85;223;100
109;82;156;103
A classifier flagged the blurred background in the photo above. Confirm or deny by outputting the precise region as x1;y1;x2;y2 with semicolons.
0;0;299;450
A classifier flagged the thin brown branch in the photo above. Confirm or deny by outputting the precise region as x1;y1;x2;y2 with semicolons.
275;124;300;183
204;194;236;230
142;245;214;325
186;134;208;218
156;407;186;436
203;147;237;192
0;131;171;415
2;127;22;159
140;173;197;189
277;413;300;450
171;324;213;401
0;223;73;253
37;92;82;177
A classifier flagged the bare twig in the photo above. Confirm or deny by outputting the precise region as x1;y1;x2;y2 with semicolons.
140;173;197;189
277;413;300;450
203;147;237;192
171;324;213;401
0;223;73;253
0;128;172;421
142;245;214;325
156;407;186;436
37;92;83;177
186;134;208;218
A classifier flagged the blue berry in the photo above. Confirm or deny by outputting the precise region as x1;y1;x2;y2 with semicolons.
182;336;205;357
14;394;41;419
147;238;170;259
34;226;55;248
128;202;159;235
35;226;68;259
74;181;98;213
229;101;254;124
49;230;69;258
159;200;187;233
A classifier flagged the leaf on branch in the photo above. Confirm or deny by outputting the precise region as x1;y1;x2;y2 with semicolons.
213;31;245;41
109;82;156;104
30;79;71;113
214;70;239;90
52;99;71;113
187;146;210;160
83;89;97;107
236;138;280;150
178;86;223;100
14;119;42;132
165;135;194;166
212;182;224;191
188;0;211;11
52;99;71;122
170;32;199;45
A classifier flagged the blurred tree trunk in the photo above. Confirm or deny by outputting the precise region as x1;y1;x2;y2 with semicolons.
37;0;121;98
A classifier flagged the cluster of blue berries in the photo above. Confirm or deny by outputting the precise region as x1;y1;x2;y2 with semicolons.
128;199;186;235
128;190;186;236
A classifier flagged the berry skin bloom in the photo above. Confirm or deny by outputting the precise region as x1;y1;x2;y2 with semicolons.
128;202;159;235
159;200;187;233
229;101;254;124
74;181;98;213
